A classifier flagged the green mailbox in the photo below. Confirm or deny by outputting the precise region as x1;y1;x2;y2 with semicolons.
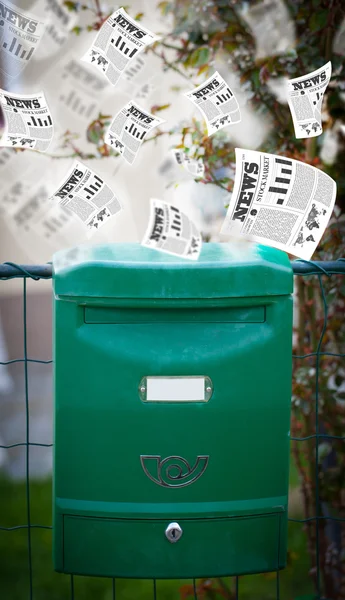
52;242;293;579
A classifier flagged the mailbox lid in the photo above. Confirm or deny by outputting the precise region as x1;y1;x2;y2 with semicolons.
53;242;292;300
62;512;286;578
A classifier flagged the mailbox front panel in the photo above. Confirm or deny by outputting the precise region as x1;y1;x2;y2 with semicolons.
63;513;283;578
53;291;292;578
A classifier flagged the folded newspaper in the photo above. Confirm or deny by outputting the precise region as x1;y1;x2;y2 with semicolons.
172;149;205;178
0;158;43;217
122;55;157;100
142;198;202;260
240;0;295;60
8;182;76;240
0;152;66;246
33;0;78;60
4;180;89;260
1;179;29;217
0;0;46;79
287;62;332;139
105;100;165;165
48;56;110;124
0;147;28;192
135;82;155;101
185;71;241;136
220;148;336;260
49;161;122;235
82;7;159;86
0;89;54;152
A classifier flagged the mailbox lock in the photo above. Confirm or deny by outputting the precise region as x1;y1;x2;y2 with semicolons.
140;386;146;393
165;522;183;543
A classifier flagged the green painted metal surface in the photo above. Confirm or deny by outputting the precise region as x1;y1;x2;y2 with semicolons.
52;242;293;579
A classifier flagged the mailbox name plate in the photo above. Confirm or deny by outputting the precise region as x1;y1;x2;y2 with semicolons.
139;376;213;403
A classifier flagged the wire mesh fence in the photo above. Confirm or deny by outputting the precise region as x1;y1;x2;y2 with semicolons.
0;258;344;600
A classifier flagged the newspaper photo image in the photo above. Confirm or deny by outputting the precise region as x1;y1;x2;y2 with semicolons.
0;0;46;79
172;149;205;178
220;148;336;260
82;7;160;86
49;161;122;235
185;71;241;136
287;62;332;139
142;198;202;260
0;89;54;152
105;100;165;165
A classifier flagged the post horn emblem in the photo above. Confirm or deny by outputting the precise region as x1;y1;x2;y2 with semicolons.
140;455;209;488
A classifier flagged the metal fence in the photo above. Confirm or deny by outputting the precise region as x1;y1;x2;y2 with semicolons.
0;258;344;600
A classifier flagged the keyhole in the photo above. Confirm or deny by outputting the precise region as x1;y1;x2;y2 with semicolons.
165;522;183;543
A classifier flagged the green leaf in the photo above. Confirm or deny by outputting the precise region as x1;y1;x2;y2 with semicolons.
63;1;79;11
86;121;104;145
309;10;328;32
158;1;173;16
250;69;260;90
135;12;144;21
189;47;210;67
197;64;210;77
151;103;171;113
71;25;82;35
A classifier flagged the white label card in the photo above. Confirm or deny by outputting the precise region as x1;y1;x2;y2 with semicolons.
146;377;206;402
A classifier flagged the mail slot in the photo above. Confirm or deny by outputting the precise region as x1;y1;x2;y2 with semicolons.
52;242;293;579
84;305;266;323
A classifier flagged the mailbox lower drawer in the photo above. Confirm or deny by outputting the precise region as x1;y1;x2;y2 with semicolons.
62;513;285;578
